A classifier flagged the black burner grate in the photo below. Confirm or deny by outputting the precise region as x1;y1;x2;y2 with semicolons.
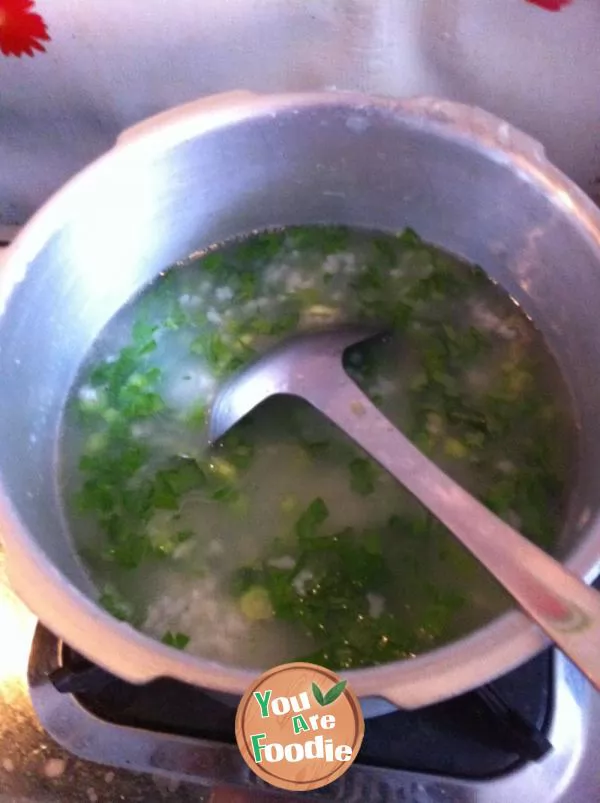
51;642;552;780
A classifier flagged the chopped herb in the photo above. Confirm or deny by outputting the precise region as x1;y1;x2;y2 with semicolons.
103;535;151;569
152;529;193;558
153;459;206;507
300;440;330;459
163;306;188;330
190;332;254;377
397;227;422;247
362;529;383;555
191;332;229;366
373;236;397;267
286;225;351;254
202;251;226;273
212;485;240;504
161;631;190;650
295;498;329;541
349;458;377;495
99;584;135;623
232;502;428;668
186;404;208;428
236;271;259;301
234;231;285;263
132;320;159;346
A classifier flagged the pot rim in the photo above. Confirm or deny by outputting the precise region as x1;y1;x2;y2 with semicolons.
2;89;600;709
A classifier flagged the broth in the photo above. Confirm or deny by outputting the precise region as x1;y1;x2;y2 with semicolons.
60;226;575;670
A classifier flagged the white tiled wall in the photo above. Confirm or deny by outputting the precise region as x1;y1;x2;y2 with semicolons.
2;0;599;223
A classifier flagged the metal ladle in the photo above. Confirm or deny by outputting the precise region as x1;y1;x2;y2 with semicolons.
209;324;600;691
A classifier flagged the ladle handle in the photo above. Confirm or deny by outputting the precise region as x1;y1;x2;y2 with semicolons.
306;373;600;692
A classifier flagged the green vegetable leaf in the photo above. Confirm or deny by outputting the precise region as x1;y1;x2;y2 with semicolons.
104;534;151;569
190;332;229;366
161;631;190;650
202;250;226;273
132;320;158;346
118;383;164;419
152;459;206;509
301;440;330;459
311;682;325;706
373;236;397;267
163;306;188;331
389;301;414;331
352;264;385;299
212;485;240;504
397;227;422;247
234;231;285;263
236;271;259;301
363;529;383;555
295;498;329;541
349;458;377;495
190;331;254;377
287;225;351;255
152;529;193;559
99;584;135;623
186;404;207;429
323;680;347;705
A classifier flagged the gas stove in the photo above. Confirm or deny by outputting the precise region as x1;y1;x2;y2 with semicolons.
28;610;600;802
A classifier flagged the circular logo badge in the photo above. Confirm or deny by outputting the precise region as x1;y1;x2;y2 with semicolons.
235;662;364;792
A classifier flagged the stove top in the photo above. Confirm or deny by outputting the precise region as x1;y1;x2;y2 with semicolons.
28;619;600;802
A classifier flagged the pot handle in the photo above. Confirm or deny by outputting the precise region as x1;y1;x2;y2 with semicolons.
115;90;259;147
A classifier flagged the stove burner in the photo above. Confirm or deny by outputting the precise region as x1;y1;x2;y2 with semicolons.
48;644;552;775
28;617;600;802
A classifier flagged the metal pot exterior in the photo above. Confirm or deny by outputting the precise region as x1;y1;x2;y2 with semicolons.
1;91;599;711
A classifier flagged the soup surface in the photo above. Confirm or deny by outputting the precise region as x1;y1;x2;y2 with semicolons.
61;226;575;670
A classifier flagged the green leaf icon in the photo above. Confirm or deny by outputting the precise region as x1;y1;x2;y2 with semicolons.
312;679;347;706
312;682;325;706
323;680;347;705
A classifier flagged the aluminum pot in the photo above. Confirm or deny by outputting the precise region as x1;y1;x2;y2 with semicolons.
1;90;600;714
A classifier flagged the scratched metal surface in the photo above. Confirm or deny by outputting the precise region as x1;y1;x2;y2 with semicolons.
1;0;600;225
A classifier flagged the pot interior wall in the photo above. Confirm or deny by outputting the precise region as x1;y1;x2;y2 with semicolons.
1;98;599;602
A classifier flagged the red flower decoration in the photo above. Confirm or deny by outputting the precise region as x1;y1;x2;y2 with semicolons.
0;0;50;57
525;0;573;10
